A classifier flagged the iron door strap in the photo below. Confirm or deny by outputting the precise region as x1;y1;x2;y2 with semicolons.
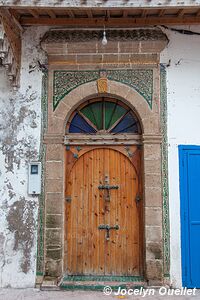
98;185;119;190
99;175;119;201
98;224;119;230
98;224;119;240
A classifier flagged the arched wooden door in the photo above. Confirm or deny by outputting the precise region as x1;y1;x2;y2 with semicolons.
65;146;143;276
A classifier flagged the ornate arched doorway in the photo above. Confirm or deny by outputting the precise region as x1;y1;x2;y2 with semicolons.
64;97;143;277
41;29;168;285
43;79;164;286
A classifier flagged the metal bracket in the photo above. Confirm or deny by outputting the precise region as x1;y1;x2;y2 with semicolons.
98;175;119;201
98;185;119;190
65;196;72;203
135;194;141;206
98;224;119;240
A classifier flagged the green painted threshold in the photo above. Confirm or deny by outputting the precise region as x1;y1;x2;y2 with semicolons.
62;275;144;282
60;284;144;291
36;272;44;276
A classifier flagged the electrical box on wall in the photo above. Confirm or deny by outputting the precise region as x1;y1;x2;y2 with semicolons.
28;162;41;195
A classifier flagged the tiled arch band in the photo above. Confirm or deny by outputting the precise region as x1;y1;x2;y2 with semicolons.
53;69;153;110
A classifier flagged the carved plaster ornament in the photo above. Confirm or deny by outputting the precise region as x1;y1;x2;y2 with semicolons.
97;70;108;93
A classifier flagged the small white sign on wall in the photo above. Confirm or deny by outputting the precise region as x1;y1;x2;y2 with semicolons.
28;162;41;195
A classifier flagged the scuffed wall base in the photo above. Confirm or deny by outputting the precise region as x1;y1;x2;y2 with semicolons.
0;26;47;288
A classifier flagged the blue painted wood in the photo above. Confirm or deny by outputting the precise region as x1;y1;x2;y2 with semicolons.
179;145;200;288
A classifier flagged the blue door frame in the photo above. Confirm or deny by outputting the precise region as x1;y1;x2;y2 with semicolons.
179;145;200;288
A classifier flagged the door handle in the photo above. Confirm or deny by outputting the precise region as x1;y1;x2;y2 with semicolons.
98;224;119;240
99;175;119;202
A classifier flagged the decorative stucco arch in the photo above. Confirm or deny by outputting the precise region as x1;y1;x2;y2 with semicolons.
47;80;160;137
43;78;163;285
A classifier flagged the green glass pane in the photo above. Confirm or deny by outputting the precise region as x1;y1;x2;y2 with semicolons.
93;102;103;129
105;102;116;130
81;101;128;131
109;105;127;129
81;106;97;128
85;102;103;130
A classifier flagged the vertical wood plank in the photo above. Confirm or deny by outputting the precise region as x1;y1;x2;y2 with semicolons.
104;148;111;275
66;170;72;273
76;154;84;274
98;148;105;274
122;155;128;275
109;149;118;274
83;151;89;274
88;150;94;274
92;149;99;274
115;152;123;275
71;159;78;273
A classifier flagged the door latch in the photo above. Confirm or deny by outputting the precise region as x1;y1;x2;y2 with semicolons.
98;185;119;190
98;175;119;202
98;224;119;240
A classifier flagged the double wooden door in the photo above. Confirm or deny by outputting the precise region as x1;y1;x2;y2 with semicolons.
65;146;142;276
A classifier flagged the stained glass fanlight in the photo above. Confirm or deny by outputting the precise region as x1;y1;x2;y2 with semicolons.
67;98;141;134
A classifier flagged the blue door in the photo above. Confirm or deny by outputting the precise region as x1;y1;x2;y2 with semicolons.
179;145;200;288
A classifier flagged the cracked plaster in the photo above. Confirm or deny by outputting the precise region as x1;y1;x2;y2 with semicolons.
0;26;47;288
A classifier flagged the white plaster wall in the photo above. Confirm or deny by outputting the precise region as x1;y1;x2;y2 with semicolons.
161;26;200;288
1;23;200;288
0;27;47;288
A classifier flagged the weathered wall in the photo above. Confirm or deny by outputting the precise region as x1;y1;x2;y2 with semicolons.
161;25;200;288
0;27;47;288
1;23;200;288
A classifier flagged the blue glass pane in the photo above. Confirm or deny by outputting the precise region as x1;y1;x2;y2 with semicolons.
111;112;138;133
69;113;97;133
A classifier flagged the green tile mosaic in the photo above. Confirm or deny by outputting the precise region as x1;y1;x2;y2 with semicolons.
60;284;129;291
160;64;170;278
62;275;144;282
36;71;48;275
53;69;153;110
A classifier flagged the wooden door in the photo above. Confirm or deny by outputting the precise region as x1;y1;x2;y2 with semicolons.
179;146;200;288
65;146;142;276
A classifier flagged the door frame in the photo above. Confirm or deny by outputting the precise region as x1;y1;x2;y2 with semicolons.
42;81;164;285
179;145;200;287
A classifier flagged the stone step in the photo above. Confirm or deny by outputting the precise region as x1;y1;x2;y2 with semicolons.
59;280;146;291
41;275;147;291
41;277;60;291
61;275;144;282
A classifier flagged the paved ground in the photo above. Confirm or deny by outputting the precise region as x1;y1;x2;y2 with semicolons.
0;288;200;300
